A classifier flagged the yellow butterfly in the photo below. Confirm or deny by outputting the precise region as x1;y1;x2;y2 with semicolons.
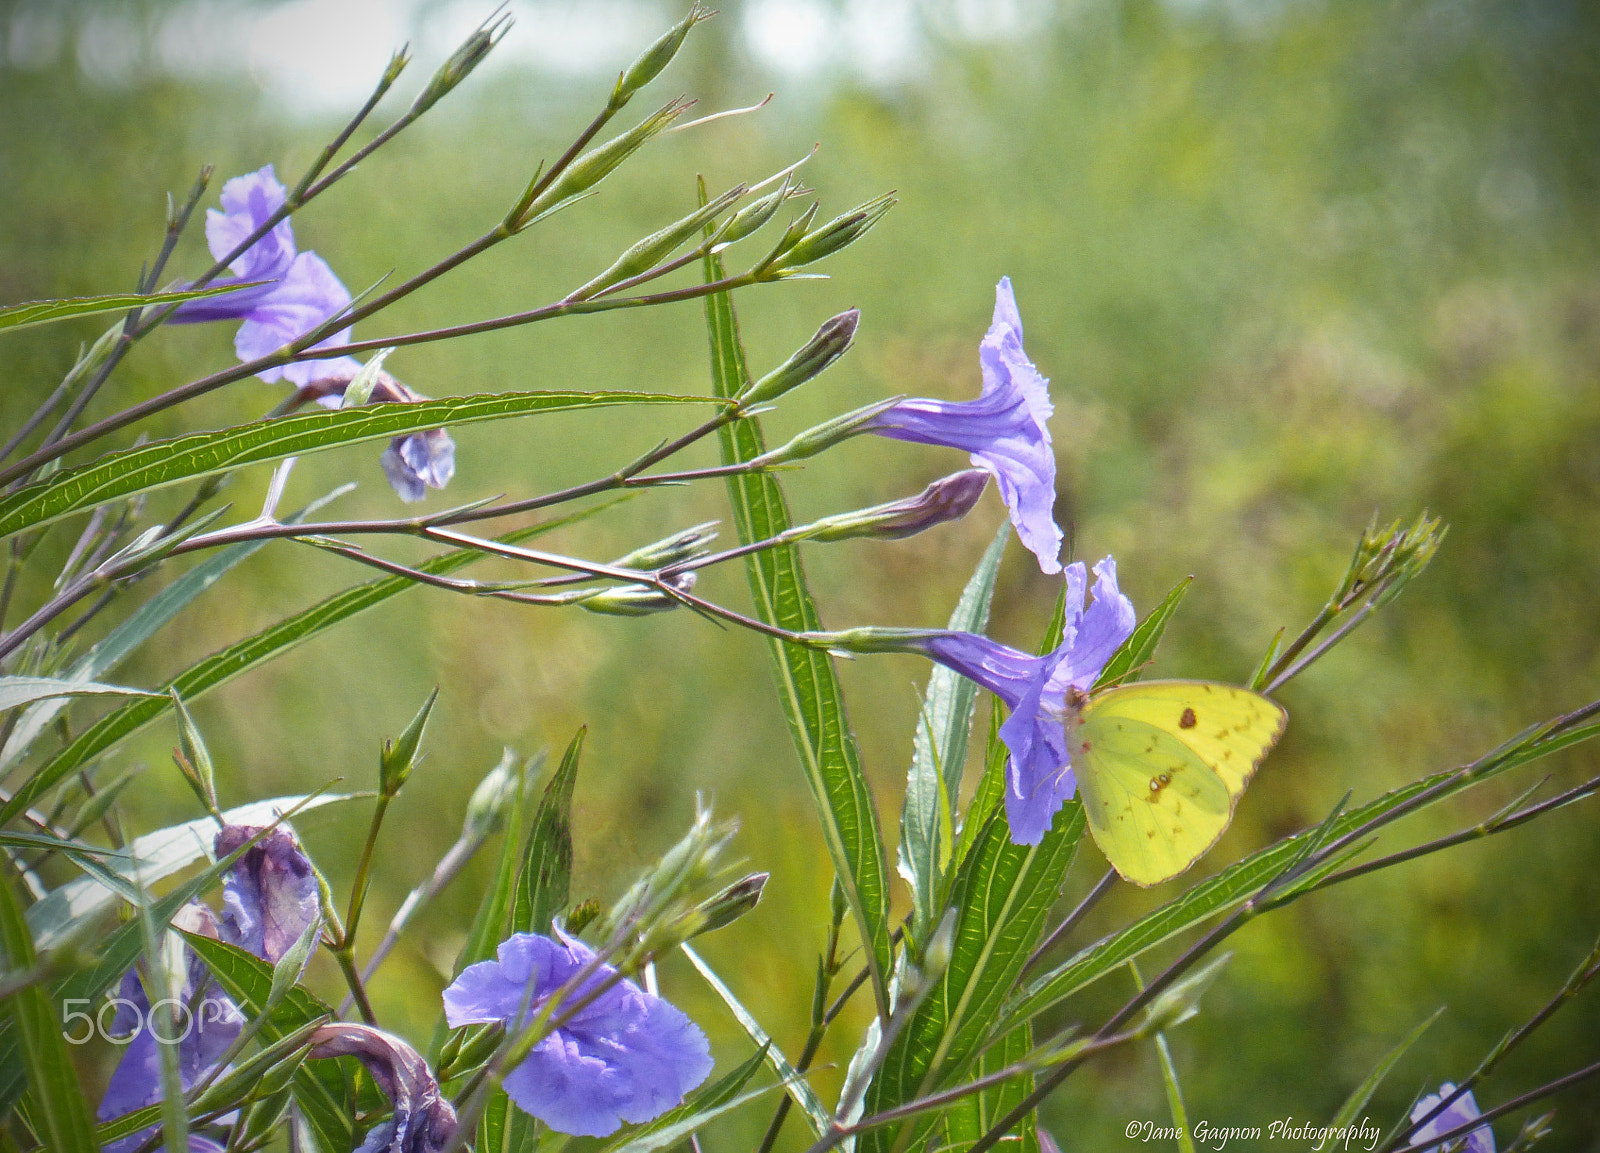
1064;681;1288;887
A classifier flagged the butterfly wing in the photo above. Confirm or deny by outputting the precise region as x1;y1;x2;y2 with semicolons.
1075;681;1287;887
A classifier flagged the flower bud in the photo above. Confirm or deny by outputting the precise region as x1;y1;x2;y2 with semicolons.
692;872;768;937
921;908;957;983
380;687;439;797
463;751;521;840
611;3;709;109
611;522;720;569
718;176;803;245
511;98;694;232
758;201;819;266
410;11;511;116
739;310;859;406
1138;952;1231;1036
798;469;989;543
569;186;744;301
752;396;905;466
579;571;696;617
773;193;895;270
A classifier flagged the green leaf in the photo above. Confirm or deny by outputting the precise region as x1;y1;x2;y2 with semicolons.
859;801;1083;1153
0;284;266;333
1329;1006;1445;1129
0;876;97;1153
1005;714;1600;1032
0;484;352;774
941;1022;1038;1153
513;728;581;935
28;792;353;948
0;508;599;834
0;675;159;710
901;526;1008;942
184;933;354;1153
682;943;829;1138
1093;576;1191;689
0;389;717;539
701;212;891;1016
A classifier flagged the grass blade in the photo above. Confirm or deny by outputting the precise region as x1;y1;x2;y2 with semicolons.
682;943;830;1138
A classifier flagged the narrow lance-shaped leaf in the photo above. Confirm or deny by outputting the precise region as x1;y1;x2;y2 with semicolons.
0;389;717;539
0;284;267;332
0;675;159;711
0;506;607;834
700;192;892;1015
681;943;830;1139
859;792;1084;1153
0;876;97;1153
901;525;1008;944
513;728;580;935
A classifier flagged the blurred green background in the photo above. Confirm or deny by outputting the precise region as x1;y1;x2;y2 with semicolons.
3;0;1598;1146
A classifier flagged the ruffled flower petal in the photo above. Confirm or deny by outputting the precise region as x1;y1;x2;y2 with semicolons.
441;932;712;1137
916;557;1136;845
867;278;1063;573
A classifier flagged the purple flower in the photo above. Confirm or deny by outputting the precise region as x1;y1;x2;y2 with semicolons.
442;931;713;1137
98;826;321;1146
97;905;244;1142
866;277;1063;573
172;165;361;386
1409;1083;1495;1153
306;1024;456;1153
214;825;321;965
299;366;457;502
917;557;1135;844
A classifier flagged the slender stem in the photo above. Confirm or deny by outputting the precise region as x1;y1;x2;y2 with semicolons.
1022;867;1117;976
342;795;391;945
1264;599;1377;695
335;950;378;1027
0;270;764;487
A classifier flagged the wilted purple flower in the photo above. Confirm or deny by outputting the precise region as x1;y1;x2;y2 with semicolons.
866;278;1063;573
97;905;244;1144
307;1024;457;1153
172;165;361;386
442;931;713;1137
300;366;457;503
99;826;321;1146
1409;1083;1495;1153
915;557;1135;844
214;825;321;965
